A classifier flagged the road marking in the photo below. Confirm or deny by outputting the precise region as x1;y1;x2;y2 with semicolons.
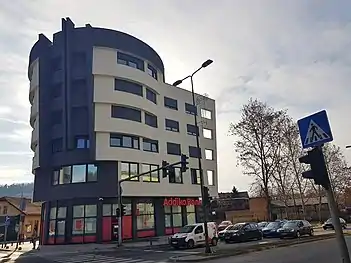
38;253;163;263
259;241;269;245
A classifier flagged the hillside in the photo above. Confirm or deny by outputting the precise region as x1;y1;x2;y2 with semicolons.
0;183;34;198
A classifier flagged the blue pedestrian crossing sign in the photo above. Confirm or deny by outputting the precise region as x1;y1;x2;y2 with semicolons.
297;110;333;149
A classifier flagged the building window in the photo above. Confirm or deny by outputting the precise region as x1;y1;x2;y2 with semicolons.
201;109;212;120
145;112;158;128
186;205;196;225
147;64;158;80
120;162;139;181
75;136;90;149
111;105;142;123
167;142;181;156
207;170;214;186
164;97;178;110
191;169;201;185
189;146;201;158
165;206;182;228
203;128;213;139
136;202;155;230
49;206;67;240
115;79;143;96
165;119;179;132
51;110;62;126
110;133;139;149
3;206;7;215
146;88;157;104
52;164;97;185
52;138;63;153
72;205;97;236
143;138;158;153
169;167;183;184
205;149;214;160
187;124;198;136
185;103;197;115
141;164;159;182
117;52;144;71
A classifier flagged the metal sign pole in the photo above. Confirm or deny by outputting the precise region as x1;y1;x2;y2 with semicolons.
4;225;7;247
117;182;122;247
325;182;350;263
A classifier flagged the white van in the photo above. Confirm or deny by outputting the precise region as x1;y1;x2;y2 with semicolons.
169;222;218;249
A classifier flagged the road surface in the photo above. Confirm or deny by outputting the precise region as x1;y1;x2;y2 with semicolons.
209;236;351;263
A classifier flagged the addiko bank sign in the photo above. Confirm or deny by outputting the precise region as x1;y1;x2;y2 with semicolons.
163;198;202;206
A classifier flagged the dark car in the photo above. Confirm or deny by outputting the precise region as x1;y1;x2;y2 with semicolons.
218;225;232;241
277;220;314;239
257;222;268;230
218;221;232;231
323;218;347;230
224;222;262;243
262;221;285;238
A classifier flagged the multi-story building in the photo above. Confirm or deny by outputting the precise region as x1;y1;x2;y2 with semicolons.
29;17;218;244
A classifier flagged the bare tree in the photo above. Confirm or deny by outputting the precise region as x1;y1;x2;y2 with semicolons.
229;98;286;220
279;116;308;218
323;144;350;205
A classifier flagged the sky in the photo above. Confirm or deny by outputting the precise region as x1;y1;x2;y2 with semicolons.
0;0;351;192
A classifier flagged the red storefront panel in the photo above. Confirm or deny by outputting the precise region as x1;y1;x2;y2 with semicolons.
137;230;155;238
102;217;112;242
122;215;132;239
165;227;181;235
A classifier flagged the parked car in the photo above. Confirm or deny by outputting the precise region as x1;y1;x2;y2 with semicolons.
223;222;262;243
170;222;218;249
257;221;269;230
218;221;232;231
277;220;314;239
218;225;233;241
262;221;286;238
323;218;347;230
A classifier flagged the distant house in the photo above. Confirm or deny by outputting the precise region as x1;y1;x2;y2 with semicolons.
0;196;41;241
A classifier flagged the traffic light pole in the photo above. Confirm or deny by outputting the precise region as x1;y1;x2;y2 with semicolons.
300;146;350;263
190;76;211;254
325;179;350;263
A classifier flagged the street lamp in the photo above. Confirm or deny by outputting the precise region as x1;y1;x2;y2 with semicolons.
172;59;213;254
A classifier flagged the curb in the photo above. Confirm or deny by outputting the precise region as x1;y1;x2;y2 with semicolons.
169;234;347;262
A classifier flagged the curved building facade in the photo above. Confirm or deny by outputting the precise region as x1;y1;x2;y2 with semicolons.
29;18;218;244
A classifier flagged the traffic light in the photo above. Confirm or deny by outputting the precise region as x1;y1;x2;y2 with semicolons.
121;205;126;216
299;147;330;189
116;208;121;217
180;154;189;173
162;161;169;178
202;186;212;206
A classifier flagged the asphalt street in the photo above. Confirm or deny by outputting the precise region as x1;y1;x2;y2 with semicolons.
7;229;350;263
210;236;351;263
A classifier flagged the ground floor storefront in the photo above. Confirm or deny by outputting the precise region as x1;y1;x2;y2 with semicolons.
40;197;203;245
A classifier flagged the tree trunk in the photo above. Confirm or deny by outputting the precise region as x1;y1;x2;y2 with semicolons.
318;186;322;223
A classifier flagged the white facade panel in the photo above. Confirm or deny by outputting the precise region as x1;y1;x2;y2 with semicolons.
92;47;218;197
29;60;40;172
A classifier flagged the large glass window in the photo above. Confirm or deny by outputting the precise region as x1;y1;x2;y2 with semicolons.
110;133;139;149
72;204;97;236
49;206;67;241
191;169;201;185
186;205;196;225
53;164;98;185
169;167;183;184
141;164;159;182
165;205;183;228
120;162;139;181
136;202;155;230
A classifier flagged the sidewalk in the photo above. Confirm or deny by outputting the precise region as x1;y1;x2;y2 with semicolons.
33;236;170;255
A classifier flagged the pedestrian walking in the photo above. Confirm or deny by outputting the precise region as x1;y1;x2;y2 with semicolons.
31;228;38;249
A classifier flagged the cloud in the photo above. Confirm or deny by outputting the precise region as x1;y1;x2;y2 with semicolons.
1;0;351;192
